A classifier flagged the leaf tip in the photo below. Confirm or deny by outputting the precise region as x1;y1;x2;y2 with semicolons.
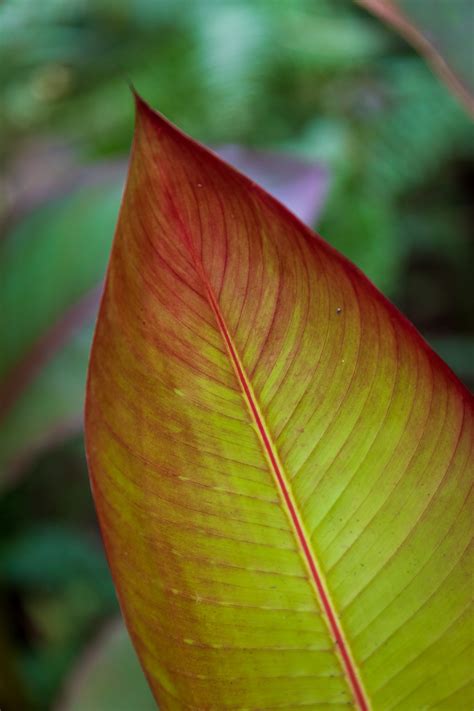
130;89;175;139
130;88;154;121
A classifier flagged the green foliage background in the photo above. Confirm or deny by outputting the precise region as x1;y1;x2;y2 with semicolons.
0;1;472;709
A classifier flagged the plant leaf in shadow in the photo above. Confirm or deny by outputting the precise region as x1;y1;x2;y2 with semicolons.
55;619;156;711
358;0;474;116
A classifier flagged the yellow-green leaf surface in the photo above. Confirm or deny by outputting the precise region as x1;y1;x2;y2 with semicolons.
85;96;473;710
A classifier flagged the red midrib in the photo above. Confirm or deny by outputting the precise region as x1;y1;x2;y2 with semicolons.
160;168;369;709
203;282;369;711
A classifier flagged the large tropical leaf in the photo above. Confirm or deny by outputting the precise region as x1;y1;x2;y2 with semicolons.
85;96;473;710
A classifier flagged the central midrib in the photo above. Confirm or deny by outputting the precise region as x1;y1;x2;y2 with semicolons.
201;277;369;711
160;169;369;709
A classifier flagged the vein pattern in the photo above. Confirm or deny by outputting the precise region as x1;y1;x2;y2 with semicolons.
85;97;474;710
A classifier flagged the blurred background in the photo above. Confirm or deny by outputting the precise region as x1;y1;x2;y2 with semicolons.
0;1;473;709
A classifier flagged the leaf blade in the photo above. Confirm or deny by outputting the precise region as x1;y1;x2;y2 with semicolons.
201;270;368;708
85;96;473;709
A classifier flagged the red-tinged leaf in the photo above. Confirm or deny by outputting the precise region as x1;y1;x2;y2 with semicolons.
358;0;474;116
0;148;327;485
85;95;473;710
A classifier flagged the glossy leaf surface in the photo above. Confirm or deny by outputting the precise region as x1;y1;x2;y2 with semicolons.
358;0;474;116
85;97;473;710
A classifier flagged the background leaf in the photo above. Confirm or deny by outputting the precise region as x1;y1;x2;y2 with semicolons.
56;620;155;711
358;0;474;115
0;182;120;484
